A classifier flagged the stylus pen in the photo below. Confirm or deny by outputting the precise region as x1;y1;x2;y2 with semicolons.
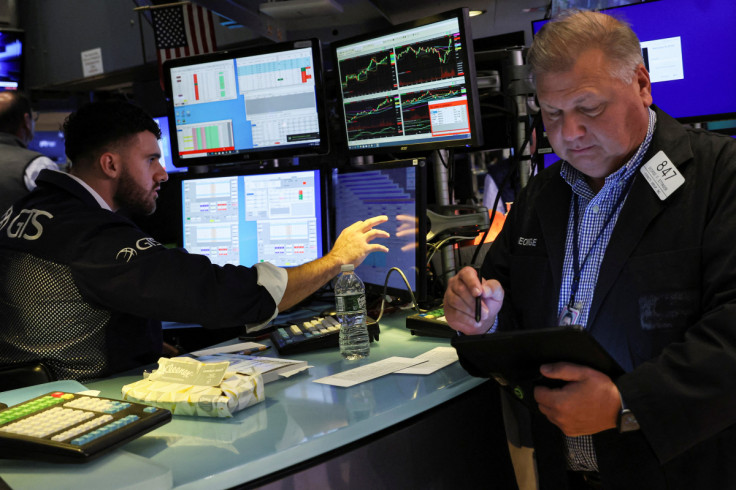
475;267;482;323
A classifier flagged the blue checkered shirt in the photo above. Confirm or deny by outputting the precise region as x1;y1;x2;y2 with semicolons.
558;108;657;471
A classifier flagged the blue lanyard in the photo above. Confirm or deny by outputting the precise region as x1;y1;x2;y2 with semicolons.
568;177;636;310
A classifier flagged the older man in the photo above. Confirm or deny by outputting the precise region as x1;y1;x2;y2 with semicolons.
445;10;736;490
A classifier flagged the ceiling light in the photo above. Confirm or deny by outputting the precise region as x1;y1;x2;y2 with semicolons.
259;0;344;19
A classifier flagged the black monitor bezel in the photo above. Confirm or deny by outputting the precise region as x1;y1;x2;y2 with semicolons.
178;165;328;268
163;38;330;168
0;28;25;92
151;115;188;175
330;159;428;304
331;8;484;156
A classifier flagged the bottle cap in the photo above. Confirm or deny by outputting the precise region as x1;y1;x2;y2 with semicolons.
340;264;355;272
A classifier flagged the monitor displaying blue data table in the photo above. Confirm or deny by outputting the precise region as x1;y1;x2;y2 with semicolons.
333;8;483;154
181;168;325;268
0;29;23;91
163;39;329;168
152;116;186;174
332;160;427;303
531;0;736;122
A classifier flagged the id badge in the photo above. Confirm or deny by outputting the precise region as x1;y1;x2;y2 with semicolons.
558;305;580;326
640;150;685;200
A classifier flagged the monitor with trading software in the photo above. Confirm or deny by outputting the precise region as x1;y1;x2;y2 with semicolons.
180;168;325;268
163;39;329;168
0;29;23;91
332;160;427;303
333;8;483;154
531;0;736;122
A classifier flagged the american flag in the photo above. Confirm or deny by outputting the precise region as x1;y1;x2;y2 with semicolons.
151;3;217;82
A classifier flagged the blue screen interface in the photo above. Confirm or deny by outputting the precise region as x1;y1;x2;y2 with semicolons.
333;164;419;292
0;30;22;91
181;169;323;268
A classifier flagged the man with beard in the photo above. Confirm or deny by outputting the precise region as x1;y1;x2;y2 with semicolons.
0;100;389;382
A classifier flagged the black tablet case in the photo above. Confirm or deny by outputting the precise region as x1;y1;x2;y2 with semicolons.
451;327;624;410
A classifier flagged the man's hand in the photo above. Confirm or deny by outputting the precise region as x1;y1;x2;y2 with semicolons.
279;216;389;311
329;215;390;267
534;362;621;436
443;265;504;335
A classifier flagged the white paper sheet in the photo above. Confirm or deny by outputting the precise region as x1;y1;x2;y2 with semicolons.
190;342;268;357
394;347;459;375
313;357;427;388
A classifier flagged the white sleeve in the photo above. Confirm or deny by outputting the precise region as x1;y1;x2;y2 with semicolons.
244;262;288;332
24;156;59;191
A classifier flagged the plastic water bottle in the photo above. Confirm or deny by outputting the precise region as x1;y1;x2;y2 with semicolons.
335;264;369;360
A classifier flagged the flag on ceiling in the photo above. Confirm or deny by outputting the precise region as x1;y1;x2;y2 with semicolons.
151;3;217;86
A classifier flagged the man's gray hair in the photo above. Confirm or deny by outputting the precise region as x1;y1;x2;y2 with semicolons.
527;10;644;84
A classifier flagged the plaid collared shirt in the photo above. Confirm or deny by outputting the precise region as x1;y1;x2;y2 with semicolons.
557;108;657;471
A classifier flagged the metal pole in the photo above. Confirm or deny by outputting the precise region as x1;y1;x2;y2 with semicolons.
432;149;457;280
508;48;532;188
137;11;147;64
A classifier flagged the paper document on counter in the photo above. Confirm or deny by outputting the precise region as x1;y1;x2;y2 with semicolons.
314;357;427;388
190;342;268;357
395;347;459;375
195;354;309;383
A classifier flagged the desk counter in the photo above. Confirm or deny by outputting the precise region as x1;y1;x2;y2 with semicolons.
1;311;515;489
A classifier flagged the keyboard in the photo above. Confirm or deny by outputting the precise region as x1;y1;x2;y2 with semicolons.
269;314;380;355
0;391;171;463
406;307;456;338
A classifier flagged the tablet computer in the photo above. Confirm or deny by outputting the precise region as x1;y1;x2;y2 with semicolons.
451;327;624;409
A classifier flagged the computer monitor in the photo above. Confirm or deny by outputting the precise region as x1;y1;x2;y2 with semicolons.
180;168;325;268
163;39;329;168
28;131;66;165
531;0;736;122
333;8;483;154
0;29;23;91
152;116;186;174
332;160;427;303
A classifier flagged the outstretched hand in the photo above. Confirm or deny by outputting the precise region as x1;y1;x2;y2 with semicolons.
329;215;390;267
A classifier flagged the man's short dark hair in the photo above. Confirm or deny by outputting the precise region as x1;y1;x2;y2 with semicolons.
0;91;32;135
63;100;161;166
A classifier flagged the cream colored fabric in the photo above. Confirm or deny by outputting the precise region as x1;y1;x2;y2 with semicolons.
507;441;539;490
